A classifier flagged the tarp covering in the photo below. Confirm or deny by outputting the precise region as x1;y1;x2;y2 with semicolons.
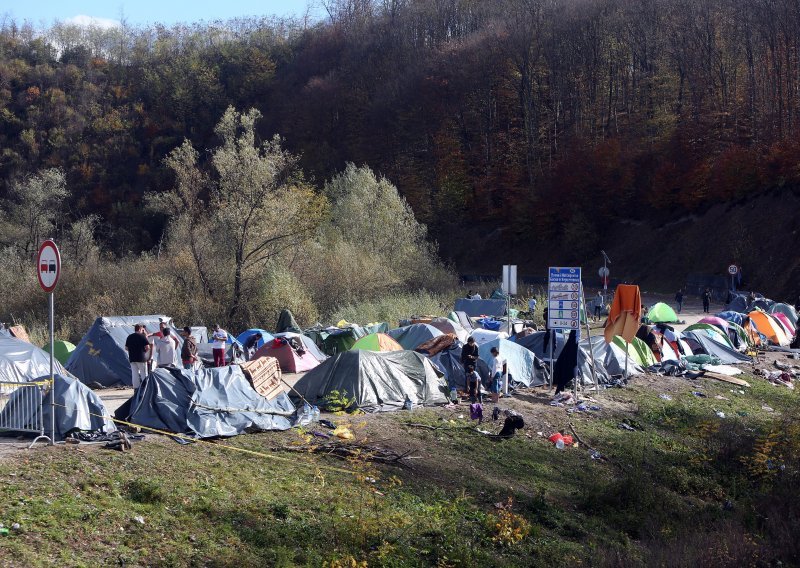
42;340;76;366
197;340;244;367
0;373;117;441
647;302;679;324
66;315;181;387
276;309;302;334
604;285;642;343
454;298;506;317
387;324;443;350
769;303;798;327
311;326;366;355
428;317;470;343
351;333;404;352
582;335;644;381
428;347;491;390
478;338;543;387
681;331;751;365
0;336;70;383
364;323;390;335
717;311;744;325
292;350;448;412
116;366;295;438
236;329;275;351
469;328;509;346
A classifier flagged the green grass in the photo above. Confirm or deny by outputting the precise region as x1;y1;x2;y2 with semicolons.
0;372;798;566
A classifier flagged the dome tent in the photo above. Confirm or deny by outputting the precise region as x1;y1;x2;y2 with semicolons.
42;340;76;366
647;303;680;324
351;333;403;352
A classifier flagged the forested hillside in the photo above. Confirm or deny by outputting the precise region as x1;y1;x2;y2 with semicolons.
1;0;799;283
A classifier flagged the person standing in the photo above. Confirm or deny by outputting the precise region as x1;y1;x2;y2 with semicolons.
675;290;684;314
489;346;506;403
124;324;151;390
461;336;479;374
527;296;537;318
702;288;712;314
154;328;177;368
180;327;198;370
466;364;481;403
211;324;229;367
244;332;263;361
594;291;604;320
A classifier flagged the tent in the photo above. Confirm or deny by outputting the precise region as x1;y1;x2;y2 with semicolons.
351;333;403;352
769;303;798;327
0;336;70;384
647;302;680;324
308;326;367;355
771;312;795;337
684;323;735;349
453;298;506;317
611;336;656;367
387;324;443;350
253;337;322;373
716;311;744;325
273;332;327;362
115;366;295;438
724;293;750;313
478;338;543;387
276;309;302;334
66;315;182;387
292;350;448;412
0;373;116;441
428;347;491;390
236;329;275;351
197;339;244;367
681;331;751;365
748;311;790;346
42;340;76;366
698;316;730;333
428;317;469;343
364;323;390;334
449;311;475;333
470;328;509;346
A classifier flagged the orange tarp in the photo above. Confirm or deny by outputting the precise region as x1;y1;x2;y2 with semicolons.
604;285;642;344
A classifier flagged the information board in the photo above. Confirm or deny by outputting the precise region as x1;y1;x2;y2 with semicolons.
547;267;582;330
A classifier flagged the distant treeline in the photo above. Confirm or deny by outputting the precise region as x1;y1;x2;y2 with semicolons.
1;0;800;259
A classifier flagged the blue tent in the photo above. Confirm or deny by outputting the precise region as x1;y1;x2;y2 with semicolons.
478;338;542;387
428;346;491;390
454;298;506;317
236;329;275;350
66;315;182;388
716;311;744;325
387;324;443;350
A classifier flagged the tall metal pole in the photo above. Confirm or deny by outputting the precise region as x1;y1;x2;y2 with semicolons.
581;283;599;394
49;292;55;446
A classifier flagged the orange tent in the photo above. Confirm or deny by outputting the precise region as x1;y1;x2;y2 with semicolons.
604;285;642;344
748;311;790;346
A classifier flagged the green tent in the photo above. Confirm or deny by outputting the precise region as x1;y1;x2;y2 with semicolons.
727;321;752;348
43;340;76;366
350;333;403;352
276;309;301;334
647;302;679;324
612;335;656;367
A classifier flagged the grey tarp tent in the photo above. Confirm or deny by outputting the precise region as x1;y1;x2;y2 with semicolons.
429;346;491;390
386;324;443;350
478;338;545;387
276;309;302;334
681;331;751;365
0;336;70;383
292;350;448;412
115;366;295;438
454;298;506;317
0;373;116;440
66;315;182;387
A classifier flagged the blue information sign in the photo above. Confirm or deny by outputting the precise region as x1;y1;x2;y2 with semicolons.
547;267;582;331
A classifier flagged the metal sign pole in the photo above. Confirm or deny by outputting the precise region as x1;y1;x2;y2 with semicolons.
49;292;55;445
581;283;599;394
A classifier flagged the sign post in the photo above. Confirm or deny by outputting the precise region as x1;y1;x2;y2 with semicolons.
37;240;61;446
501;265;517;396
727;264;738;292
547;267;582;391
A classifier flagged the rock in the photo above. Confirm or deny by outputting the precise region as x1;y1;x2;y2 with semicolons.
11;523;19;530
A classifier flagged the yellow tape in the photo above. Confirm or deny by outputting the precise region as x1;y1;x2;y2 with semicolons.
52;402;355;475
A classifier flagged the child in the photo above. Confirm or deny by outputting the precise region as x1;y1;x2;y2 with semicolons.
466;364;481;403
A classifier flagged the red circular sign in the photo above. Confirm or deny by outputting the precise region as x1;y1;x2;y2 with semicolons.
37;240;61;292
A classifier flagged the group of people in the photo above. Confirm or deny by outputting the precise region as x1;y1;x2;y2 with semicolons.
124;321;231;389
673;288;713;314
460;336;507;404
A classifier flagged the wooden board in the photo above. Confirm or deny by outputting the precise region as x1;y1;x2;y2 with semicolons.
702;371;751;387
239;357;283;400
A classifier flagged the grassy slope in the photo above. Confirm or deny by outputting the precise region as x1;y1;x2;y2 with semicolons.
0;371;798;567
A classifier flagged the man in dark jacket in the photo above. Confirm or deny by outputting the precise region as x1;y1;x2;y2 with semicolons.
461;336;479;374
180;327;198;370
702;288;712;313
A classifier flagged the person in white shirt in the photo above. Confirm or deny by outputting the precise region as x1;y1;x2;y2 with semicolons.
489;346;506;403
528;297;537;317
154;327;177;368
211;324;228;367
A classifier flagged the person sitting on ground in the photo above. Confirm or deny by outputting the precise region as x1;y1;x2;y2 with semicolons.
154;327;177;368
489;346;506;403
466;364;481;403
211;324;229;367
244;332;262;361
124;324;151;390
180;327;198;370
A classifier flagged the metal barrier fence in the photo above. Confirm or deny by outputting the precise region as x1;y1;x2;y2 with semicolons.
0;381;51;447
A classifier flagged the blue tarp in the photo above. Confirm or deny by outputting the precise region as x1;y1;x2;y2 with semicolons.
236;329;275;350
387;324;443;350
716;311;744;325
454;298;507;317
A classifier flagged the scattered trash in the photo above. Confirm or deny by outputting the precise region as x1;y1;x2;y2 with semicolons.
312;431;331;439
692;391;708;398
548;433;574;447
469;403;483;422
0;528;8;536
332;426;354;440
736;411;748;417
761;405;774;412
11;523;19;531
714;395;729;400
659;394;673;401
590;450;602;460
618;423;636;431
319;419;336;430
132;516;145;525
715;411;726;419
403;396;414;411
457;414;465;419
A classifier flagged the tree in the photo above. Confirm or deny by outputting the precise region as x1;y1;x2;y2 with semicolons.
157;107;327;325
